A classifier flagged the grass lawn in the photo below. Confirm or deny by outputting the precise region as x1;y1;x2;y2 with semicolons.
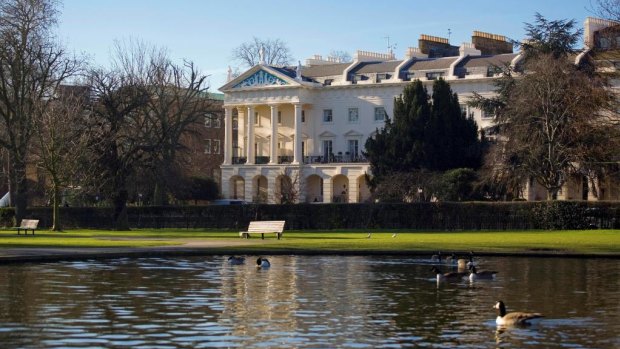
0;228;618;254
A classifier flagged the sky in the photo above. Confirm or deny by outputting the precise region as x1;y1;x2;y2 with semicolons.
57;0;597;92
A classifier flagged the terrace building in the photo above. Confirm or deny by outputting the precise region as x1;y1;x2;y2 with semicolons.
219;18;620;204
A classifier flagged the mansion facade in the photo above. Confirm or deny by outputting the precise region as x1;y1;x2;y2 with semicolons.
219;18;620;204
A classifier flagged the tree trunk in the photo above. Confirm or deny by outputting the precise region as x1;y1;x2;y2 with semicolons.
112;189;130;230
51;185;61;231
9;158;28;225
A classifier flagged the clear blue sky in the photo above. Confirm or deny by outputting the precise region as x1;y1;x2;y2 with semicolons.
57;0;595;92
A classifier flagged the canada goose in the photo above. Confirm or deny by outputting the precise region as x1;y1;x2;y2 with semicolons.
458;251;476;269
227;256;245;265
256;257;271;268
468;265;498;281
366;233;372;238
445;253;457;264
431;266;467;282
392;233;398;238
494;301;543;326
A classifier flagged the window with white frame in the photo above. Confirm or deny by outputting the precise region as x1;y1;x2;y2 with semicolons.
322;140;333;159
204;114;213;128
348;108;359;123
212;115;221;128
213;139;221;154
204;139;211;154
482;109;494;119
347;139;359;157
374;107;386;122
323;109;333;123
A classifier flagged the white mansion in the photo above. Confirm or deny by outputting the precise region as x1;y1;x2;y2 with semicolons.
219;18;620;204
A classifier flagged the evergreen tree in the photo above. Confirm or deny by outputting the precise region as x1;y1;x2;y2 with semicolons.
364;79;482;190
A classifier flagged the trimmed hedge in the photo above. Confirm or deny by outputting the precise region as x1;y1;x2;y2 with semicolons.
1;201;619;230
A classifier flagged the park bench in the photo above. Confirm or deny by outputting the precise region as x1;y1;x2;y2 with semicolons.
239;220;285;240
14;219;39;235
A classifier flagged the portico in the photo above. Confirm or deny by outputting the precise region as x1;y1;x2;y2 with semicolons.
219;64;372;204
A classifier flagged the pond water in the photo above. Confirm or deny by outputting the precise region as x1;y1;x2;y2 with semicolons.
0;255;618;348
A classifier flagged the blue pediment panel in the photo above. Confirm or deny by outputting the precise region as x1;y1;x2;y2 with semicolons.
233;70;289;88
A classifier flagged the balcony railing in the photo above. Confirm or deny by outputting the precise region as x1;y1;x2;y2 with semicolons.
231;154;368;165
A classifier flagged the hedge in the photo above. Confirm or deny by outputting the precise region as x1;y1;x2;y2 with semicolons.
1;201;619;230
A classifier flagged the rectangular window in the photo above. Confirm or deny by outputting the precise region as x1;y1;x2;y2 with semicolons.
254;111;259;125
322;140;333;159
301;110;305;123
426;71;444;80
482;110;494;119
213;115;221;128
348;108;359;123
204;139;211;154
374;107;386;122
277;111;282;124
347;139;359;156
213;139;220;154
323;109;333;123
204;114;212;128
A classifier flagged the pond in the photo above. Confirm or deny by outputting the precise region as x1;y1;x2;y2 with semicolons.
0;255;618;348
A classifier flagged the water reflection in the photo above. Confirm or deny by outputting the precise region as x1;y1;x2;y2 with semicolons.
0;256;618;348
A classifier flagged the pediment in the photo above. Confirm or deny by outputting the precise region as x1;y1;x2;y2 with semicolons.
318;130;336;138
220;65;300;91
343;129;364;137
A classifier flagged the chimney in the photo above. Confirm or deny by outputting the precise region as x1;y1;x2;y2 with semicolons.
418;34;459;58
471;31;513;55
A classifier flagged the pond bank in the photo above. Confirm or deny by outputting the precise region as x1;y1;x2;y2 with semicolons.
1;241;618;264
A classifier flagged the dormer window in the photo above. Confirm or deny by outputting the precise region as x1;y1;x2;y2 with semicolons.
376;73;391;82
426;71;444;80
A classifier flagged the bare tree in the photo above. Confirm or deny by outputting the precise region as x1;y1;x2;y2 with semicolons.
492;54;612;199
84;40;212;229
84;68;151;230
329;50;352;63
32;87;93;230
590;0;620;21
0;0;82;223
277;167;303;204
231;37;293;67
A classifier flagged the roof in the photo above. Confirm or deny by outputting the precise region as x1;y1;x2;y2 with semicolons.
406;57;459;71
460;53;518;68
351;60;403;74
301;63;351;77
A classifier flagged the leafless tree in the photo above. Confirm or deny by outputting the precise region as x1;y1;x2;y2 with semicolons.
0;0;83;224
84;40;212;229
32;87;93;230
329;50;352;63
231;37;293;67
492;54;613;199
83;67;151;230
277;167;303;204
590;0;620;21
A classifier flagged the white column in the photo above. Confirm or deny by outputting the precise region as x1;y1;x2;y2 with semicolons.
223;106;233;165
269;104;278;164
246;106;255;165
293;103;302;164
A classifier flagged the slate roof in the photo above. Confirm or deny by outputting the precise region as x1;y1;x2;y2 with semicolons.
460;53;518;68
350;60;403;74
300;63;351;77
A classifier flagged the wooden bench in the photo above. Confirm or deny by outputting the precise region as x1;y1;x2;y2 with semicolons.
239;220;285;240
14;219;39;235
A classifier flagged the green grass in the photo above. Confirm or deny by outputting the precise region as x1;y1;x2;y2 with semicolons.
0;228;618;254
